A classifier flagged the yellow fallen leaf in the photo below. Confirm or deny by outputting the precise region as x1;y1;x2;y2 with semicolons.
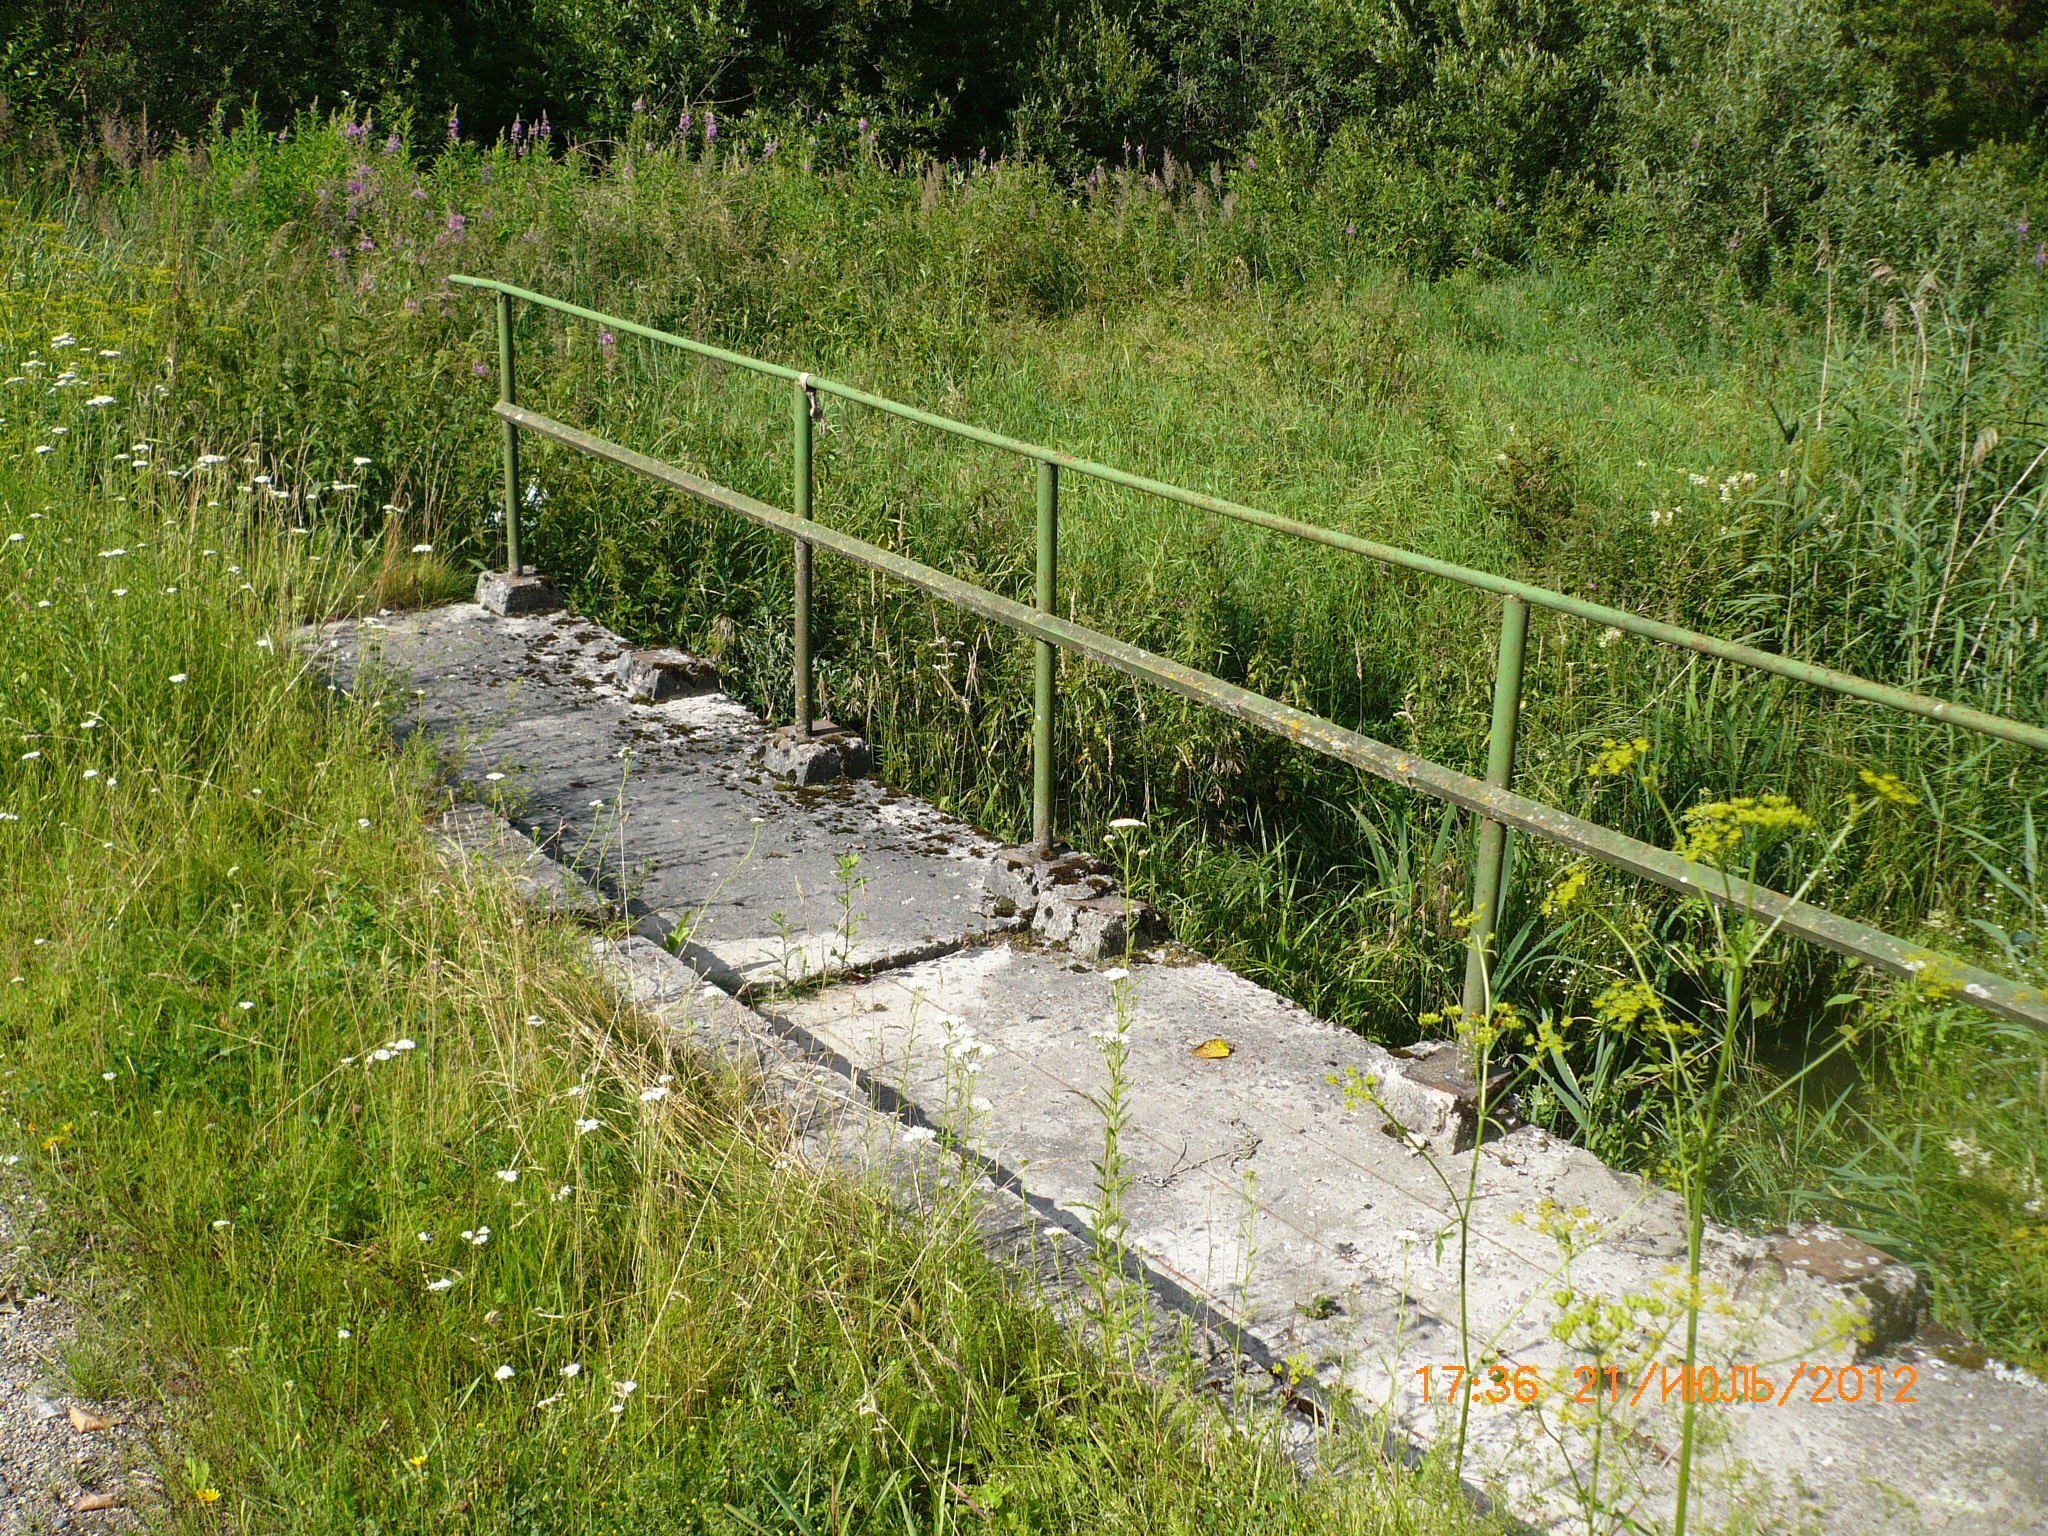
68;1405;120;1433
1190;1038;1233;1059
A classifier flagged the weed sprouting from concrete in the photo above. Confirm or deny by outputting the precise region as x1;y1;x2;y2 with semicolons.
832;848;868;968
1085;967;1145;1360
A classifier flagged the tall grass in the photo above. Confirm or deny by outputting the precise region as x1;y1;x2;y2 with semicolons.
2;114;2043;1368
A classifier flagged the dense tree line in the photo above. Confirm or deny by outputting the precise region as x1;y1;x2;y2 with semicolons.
9;0;2043;162
4;0;2043;289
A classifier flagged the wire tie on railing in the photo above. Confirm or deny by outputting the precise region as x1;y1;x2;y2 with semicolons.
797;372;824;425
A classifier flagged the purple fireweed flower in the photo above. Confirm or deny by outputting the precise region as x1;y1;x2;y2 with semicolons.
403;296;419;311
2019;220;2031;236
632;97;645;113
447;211;466;232
599;329;616;348
1345;221;1356;236
535;113;551;141
511;117;524;145
357;233;375;251
704;111;717;143
2037;241;2046;267
472;361;488;376
411;185;427;199
384;133;401;155
679;111;691;137
343;117;368;142
447;113;460;143
329;246;346;259
858;118;869;135
346;171;366;195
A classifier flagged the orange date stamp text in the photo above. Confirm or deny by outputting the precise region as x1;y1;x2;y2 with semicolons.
1416;1360;1918;1408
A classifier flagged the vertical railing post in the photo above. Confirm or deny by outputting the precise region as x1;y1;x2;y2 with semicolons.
1461;593;1530;1020
792;375;816;737
497;289;522;576
1033;459;1059;852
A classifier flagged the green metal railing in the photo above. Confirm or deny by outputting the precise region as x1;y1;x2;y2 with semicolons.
450;274;2048;1035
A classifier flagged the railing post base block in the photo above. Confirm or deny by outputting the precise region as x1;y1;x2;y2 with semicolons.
979;845;1170;960
476;569;564;617
615;648;721;702
765;723;871;784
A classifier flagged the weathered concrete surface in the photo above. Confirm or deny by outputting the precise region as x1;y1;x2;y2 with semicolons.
325;602;2048;1533
321;605;1003;992
770;946;2048;1533
589;933;1328;1462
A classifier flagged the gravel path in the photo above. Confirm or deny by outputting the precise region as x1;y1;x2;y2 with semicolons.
0;1174;152;1532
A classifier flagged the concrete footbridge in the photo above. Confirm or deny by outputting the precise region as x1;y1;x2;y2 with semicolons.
321;598;2048;1535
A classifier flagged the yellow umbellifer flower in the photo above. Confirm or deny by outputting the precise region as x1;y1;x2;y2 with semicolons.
1586;736;1651;777
1528;1010;1570;1056
1857;767;1919;807
1541;864;1590;914
1673;793;1814;864
1590;978;1692;1037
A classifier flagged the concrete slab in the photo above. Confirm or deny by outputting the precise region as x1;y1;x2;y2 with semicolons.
589;934;1328;1463
771;945;2048;1533
319;605;1005;991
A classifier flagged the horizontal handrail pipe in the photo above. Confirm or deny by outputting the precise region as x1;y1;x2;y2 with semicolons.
497;399;2048;1036
450;274;2048;756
